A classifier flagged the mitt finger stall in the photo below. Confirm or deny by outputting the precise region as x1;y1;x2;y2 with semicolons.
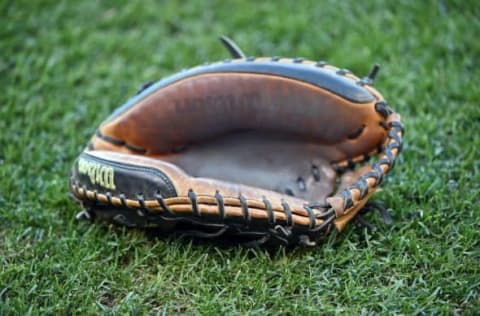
69;37;404;246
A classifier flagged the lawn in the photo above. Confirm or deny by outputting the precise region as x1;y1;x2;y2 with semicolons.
1;0;479;314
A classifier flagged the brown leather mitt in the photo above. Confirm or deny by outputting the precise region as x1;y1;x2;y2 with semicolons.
69;36;404;247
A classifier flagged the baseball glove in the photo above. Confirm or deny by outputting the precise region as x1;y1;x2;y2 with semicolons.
69;36;404;247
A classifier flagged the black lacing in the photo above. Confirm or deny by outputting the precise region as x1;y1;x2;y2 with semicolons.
356;201;393;230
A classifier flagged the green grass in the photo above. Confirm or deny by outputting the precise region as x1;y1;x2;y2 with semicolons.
1;0;479;314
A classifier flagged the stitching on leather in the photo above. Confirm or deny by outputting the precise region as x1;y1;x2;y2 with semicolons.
79;58;402;231
311;164;321;182
281;200;293;227
347;124;366;139
120;193;128;208
188;189;199;216
106;192;112;204
239;194;250;224
303;205;316;229
330;112;404;215
262;196;275;226
332;100;390;171
155;191;174;215
215;191;225;220
70;183;332;229
137;193;146;209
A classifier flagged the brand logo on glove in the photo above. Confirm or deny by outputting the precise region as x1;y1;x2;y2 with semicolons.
78;158;116;190
174;91;260;114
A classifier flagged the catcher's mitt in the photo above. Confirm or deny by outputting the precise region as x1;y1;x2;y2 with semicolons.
69;36;404;247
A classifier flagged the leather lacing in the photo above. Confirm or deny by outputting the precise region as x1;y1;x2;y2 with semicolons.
75;61;403;247
72;180;331;246
74;106;403;247
330;102;404;218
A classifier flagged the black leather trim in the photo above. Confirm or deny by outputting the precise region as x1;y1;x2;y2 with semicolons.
105;60;375;123
71;152;177;200
178;62;374;103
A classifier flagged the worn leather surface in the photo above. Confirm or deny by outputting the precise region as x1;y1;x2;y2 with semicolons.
104;59;375;110
89;65;386;204
65;30;410;246
70;55;404;242
83;150;318;212
97;72;385;162
161;131;337;202
72;150;381;231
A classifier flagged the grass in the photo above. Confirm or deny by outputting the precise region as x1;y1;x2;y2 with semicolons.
1;0;479;314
